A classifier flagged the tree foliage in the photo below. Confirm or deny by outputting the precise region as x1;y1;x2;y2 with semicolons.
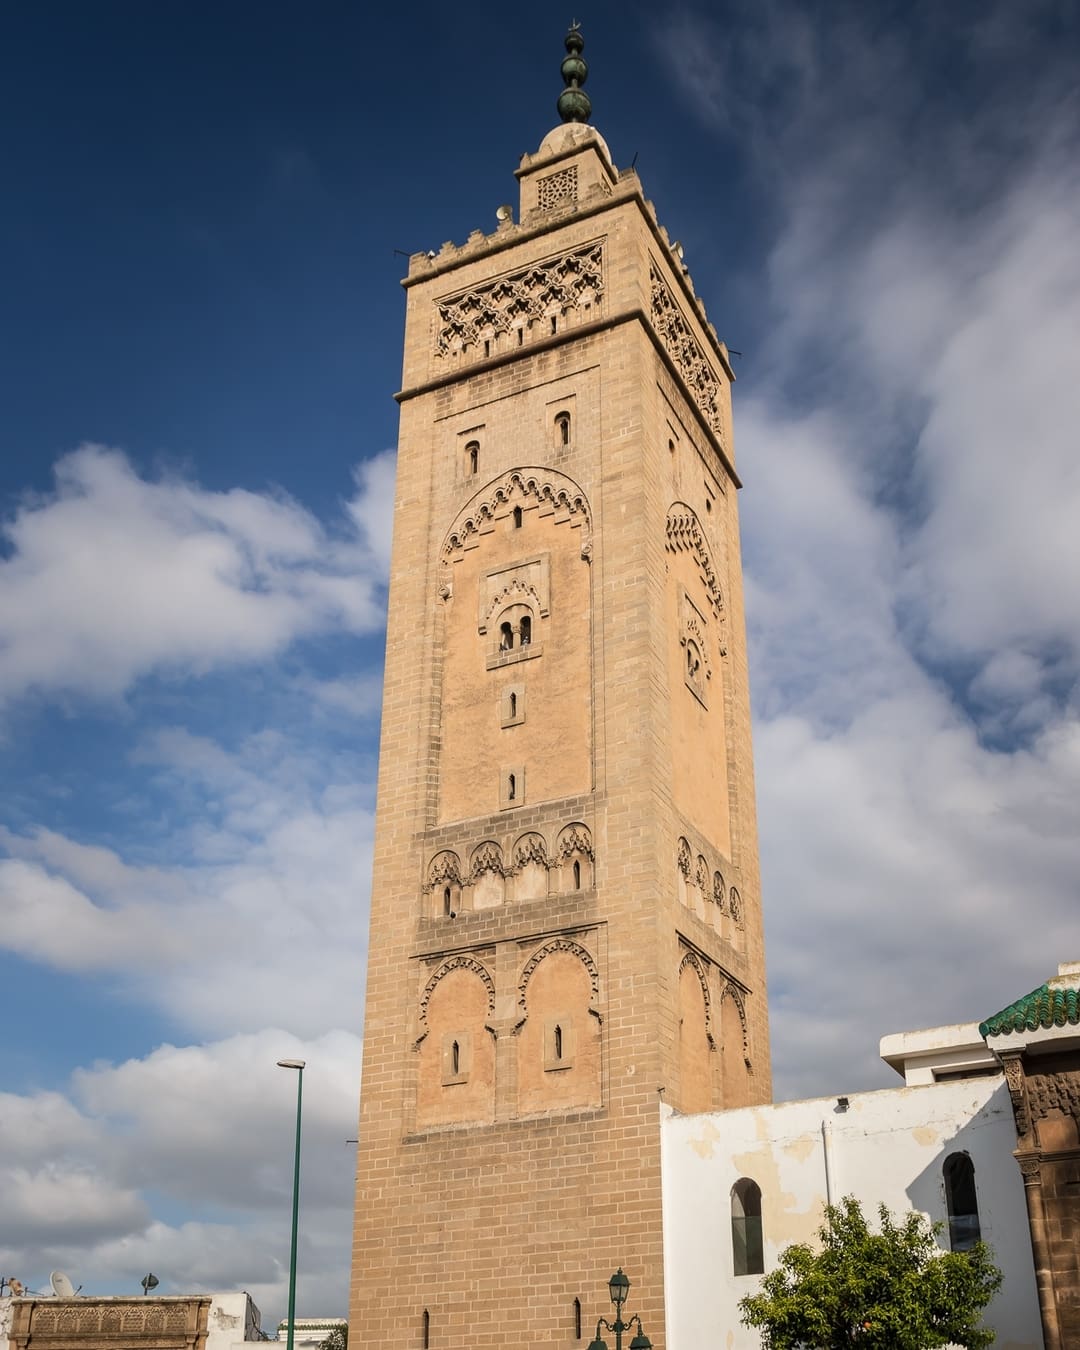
317;1325;347;1350
739;1195;1003;1349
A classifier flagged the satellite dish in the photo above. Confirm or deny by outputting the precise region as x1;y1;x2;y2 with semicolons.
50;1272;76;1299
141;1273;159;1295
495;204;513;223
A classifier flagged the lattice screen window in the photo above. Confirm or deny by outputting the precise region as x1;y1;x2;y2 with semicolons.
538;166;578;210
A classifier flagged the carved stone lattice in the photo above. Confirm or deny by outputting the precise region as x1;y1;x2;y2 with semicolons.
677;836;692;878
650;263;725;442
443;468;593;565
667;503;725;628
418;955;497;1038
434;241;603;359
518;937;600;1018
537;166;579;210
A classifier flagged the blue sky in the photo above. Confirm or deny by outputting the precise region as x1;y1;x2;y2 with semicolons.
3;0;1079;1326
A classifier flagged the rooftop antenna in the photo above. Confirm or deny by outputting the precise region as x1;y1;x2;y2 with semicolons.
50;1272;77;1300
141;1274;159;1296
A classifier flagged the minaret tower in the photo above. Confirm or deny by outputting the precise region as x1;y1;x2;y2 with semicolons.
349;28;770;1349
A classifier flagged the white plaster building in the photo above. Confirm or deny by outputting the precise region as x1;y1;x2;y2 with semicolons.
661;1024;1043;1350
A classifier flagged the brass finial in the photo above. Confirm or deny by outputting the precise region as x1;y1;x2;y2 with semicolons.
557;22;591;124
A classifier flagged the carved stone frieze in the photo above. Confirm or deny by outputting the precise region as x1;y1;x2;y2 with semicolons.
1026;1066;1080;1125
677;836;692;878
729;886;743;926
557;823;594;861
434;241;603;360
469;842;506;881
713;870;727;913
1000;1053;1031;1139
650;263;726;443
427;850;463;889
514;832;550;869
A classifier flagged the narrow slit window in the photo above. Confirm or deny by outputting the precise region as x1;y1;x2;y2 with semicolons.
422;1311;429;1350
443;887;452;916
556;411;571;445
573;859;581;890
483;338;491;357
451;1040;460;1076
518;327;524;346
519;615;531;645
574;1300;581;1340
507;773;516;801
550;315;558;334
513;505;523;528
554;1025;563;1060
466;441;479;474
944;1153;982;1251
509;691;517;718
731;1178;764;1276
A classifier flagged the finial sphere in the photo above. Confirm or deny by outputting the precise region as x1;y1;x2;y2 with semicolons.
557;23;592;124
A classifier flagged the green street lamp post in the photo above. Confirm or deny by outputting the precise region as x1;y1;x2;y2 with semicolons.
277;1058;306;1350
587;1270;652;1350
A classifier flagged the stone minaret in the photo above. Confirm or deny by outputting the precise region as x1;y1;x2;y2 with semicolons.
349;28;770;1349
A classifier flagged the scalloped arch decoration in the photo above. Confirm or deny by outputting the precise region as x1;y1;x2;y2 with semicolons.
417;955;497;1042
679;949;715;1045
720;978;751;1065
517;937;600;1021
442;467;593;565
666;501;724;626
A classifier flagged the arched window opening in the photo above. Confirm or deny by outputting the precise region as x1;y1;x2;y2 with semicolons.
573;1299;581;1340
451;1041;460;1076
422;1310;430;1350
731;1178;764;1276
944;1153;981;1251
513;505;523;528
500;621;514;652
556;411;571;445
443;886;452;917
519;615;532;645
466;441;479;474
572;859;581;890
550;315;558;335
554;1024;563;1060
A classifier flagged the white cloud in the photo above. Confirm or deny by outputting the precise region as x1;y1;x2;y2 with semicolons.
661;1;1080;1098
0;1031;359;1320
0;446;395;707
0;728;375;1040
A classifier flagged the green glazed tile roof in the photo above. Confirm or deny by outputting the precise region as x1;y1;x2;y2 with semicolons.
980;982;1080;1037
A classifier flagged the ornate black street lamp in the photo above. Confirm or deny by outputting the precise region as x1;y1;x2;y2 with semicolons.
586;1269;652;1350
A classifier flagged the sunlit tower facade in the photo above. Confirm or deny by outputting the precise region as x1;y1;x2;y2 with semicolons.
350;28;771;1349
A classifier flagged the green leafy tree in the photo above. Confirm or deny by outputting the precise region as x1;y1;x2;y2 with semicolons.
739;1195;1003;1349
317;1325;347;1350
